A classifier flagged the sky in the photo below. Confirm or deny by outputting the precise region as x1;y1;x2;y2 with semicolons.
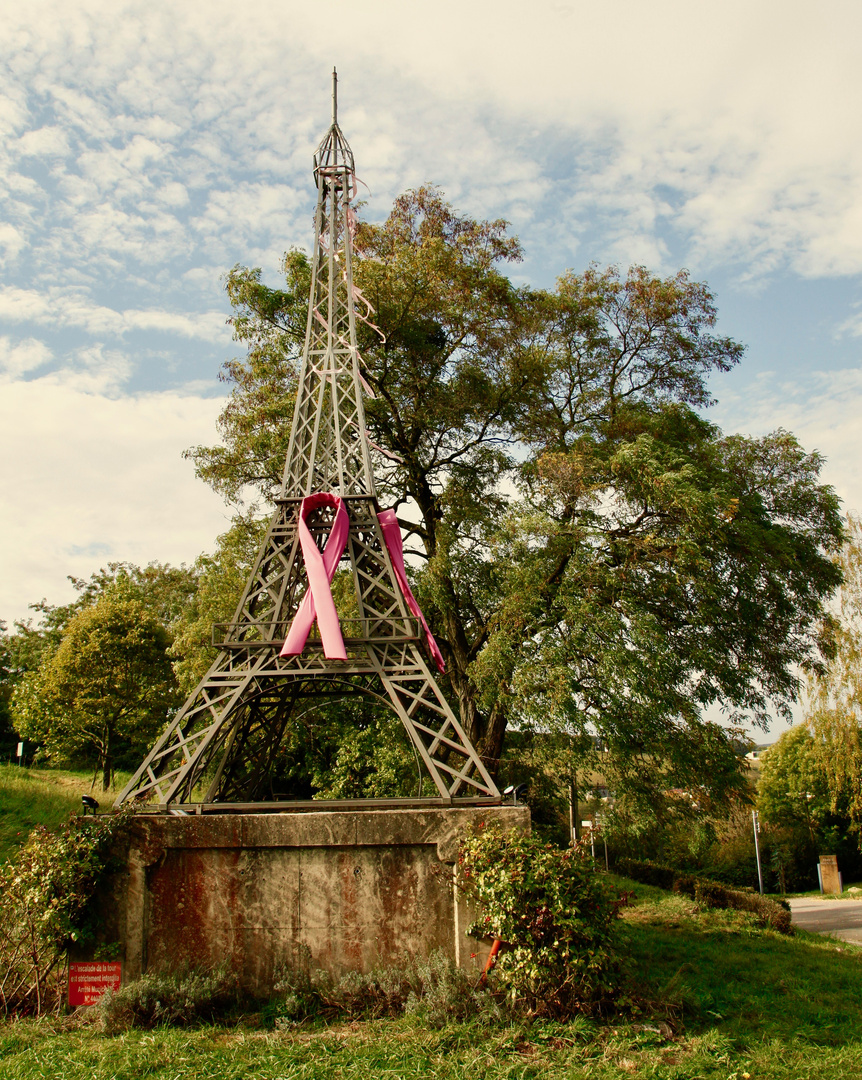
2;0;862;732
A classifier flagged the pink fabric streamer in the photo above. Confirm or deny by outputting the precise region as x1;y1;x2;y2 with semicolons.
281;493;350;660
280;495;444;673
357;369;376;398
366;433;404;463
377;509;446;674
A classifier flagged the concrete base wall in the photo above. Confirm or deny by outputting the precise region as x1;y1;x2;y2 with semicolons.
95;806;528;993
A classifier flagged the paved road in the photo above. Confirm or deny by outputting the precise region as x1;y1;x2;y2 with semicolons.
788;896;862;943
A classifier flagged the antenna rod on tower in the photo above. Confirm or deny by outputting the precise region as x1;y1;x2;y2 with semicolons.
332;67;338;126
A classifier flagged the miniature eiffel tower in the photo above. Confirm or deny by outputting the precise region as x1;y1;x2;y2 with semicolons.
116;72;499;809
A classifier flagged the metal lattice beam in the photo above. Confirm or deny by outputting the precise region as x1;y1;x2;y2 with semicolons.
116;72;499;810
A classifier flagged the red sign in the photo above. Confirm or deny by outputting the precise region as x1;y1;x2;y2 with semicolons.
68;961;122;1006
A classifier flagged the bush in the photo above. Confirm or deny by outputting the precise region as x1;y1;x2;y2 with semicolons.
617;856;792;934
614;857;677;890
0;811;130;1017
273;951;502;1027
458;825;621;1017
98;966;241;1032
674;877;792;934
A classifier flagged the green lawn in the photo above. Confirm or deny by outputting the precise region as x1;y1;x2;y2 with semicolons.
0;765;128;862
3;871;862;1078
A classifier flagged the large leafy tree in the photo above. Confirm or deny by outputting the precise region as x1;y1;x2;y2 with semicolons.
805;514;862;833
3;561;197;762
13;588;180;789
757;725;831;835
187;186;843;802
170;514;266;697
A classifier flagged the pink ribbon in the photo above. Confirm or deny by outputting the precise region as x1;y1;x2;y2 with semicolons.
280;495;445;674
281;493;350;660
377;509;445;674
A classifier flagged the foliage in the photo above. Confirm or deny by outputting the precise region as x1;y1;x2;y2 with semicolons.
610;797;825;894
614;857;678;891
458;825;621;1017
12;588;179;789
0;622;19;751
475;413;842;803
169;513;266;696
674;876;792;933
309;708;423;799
6;562;197;674
757;726;832;833
806;513;862;834
260;697;422;801
0;766;87;863
272;951;502;1028
183;186;843;809
11;874;862;1077
97;966;240;1033
615;858;791;932
0;811;128;1016
3;562;196;772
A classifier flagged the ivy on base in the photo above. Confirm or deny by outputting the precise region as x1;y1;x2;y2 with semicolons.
458;825;622;1017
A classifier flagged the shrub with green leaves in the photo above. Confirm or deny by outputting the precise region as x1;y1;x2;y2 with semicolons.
272;951;502;1027
458;826;621;1017
97;966;240;1033
0;811;129;1016
614;857;678;890
673;876;792;933
617;857;793;934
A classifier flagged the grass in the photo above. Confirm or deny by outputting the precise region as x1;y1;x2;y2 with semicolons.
4;871;862;1077
0;764;128;863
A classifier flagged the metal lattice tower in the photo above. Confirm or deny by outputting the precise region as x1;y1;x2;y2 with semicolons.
116;72;500;810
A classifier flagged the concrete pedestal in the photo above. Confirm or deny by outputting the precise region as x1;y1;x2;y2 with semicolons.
93;806;528;993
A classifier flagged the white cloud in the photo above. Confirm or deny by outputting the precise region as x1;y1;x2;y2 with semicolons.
14;125;70;157
0;337;53;377
0;0;858;291
1;0;861;638
0;378;232;623
0;287;229;343
0;223;27;262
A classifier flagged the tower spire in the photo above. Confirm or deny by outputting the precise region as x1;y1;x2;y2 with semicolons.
116;78;499;810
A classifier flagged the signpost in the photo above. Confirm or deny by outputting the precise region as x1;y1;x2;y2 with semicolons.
819;854;842;895
68;961;122;1006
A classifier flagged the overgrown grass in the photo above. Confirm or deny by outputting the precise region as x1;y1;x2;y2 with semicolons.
4;872;862;1077
0;765;128;863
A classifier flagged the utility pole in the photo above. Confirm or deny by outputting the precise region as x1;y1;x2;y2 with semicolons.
752;809;764;894
568;774;579;845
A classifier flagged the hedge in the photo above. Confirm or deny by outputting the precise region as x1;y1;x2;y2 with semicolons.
615;857;792;935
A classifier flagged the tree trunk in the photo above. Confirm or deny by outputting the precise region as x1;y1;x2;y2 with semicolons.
449;661;507;780
101;727;112;792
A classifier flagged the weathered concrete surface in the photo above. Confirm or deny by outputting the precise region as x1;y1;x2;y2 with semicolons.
94;806;528;992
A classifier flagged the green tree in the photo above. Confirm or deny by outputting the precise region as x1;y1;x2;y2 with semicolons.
757;726;831;837
806;514;862;833
0;622;19;750
170;514;266;696
186;187;843;802
12;589;180;789
4;561;198;683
